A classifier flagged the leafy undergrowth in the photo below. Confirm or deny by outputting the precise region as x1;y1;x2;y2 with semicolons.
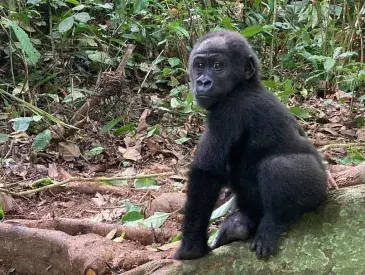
0;87;364;272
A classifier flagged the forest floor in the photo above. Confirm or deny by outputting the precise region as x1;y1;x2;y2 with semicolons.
1;89;364;274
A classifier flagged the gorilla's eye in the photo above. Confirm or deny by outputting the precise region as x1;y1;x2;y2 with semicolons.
196;62;205;70
213;62;223;71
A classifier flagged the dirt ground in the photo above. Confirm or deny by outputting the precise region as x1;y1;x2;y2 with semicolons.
1;92;364;274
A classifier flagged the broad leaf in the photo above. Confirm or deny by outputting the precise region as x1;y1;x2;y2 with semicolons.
100;115;126;132
113;123;134;136
84;146;103;157
324;58;336;72
124;212;170;228
10;117;33;131
210;197;235;221
290;107;311;119
175;137;190;144
74;12;91;23
134;177;160;189
32;129;52;152
6;20;40;65
121;211;144;223
59;16;75;33
241;26;263;38
0;134;9;143
168;57;180;68
87;50;114;65
133;0;148;13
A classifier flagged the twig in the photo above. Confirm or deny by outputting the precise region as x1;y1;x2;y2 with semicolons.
15;172;175;197
137;50;164;94
318;142;365;152
0;188;20;197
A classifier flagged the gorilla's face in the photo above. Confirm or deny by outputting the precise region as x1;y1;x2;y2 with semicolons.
189;32;257;109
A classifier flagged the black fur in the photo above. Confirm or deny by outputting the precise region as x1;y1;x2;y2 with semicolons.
173;30;327;260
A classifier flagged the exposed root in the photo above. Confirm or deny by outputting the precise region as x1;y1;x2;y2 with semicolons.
3;217;175;245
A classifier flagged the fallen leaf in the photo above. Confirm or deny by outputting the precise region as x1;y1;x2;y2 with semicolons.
122;146;142;161
137;109;151;136
105;228;118;240
48;163;58;178
157;241;181;251
91;192;107;207
0;192;14;212
322;128;338;136
58;142;81;161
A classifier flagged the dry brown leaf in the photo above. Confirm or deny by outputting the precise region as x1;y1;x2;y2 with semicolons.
158;241;181;251
105;228;118;240
340;129;357;137
58;142;81;161
322;128;338;136
137;109;151;137
146;139;160;153
48;163;58;178
122;146;142;161
91;192;107;207
0;192;14;212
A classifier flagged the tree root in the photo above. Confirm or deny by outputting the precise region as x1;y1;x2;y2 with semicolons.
0;223;168;275
3;217;174;245
328;162;365;189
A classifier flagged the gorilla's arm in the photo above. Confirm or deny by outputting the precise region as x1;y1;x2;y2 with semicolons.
174;128;237;260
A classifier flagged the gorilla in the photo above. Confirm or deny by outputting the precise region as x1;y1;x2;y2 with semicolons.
173;30;327;260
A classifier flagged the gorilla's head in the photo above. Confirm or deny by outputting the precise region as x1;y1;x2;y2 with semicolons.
189;30;261;109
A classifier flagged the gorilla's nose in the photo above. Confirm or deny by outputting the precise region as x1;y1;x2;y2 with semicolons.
196;77;212;94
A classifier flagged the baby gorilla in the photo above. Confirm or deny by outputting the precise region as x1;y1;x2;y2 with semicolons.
173;30;327;260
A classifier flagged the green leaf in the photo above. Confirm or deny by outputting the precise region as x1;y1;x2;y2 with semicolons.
147;125;160;138
134;177;160;189
6;20;40;65
175;137;190;144
124;201;141;212
31;177;54;188
0;133;9;143
65;0;80;5
210;197;235;221
171;233;182;242
121;211;144;223
32;115;42;122
10;117;33;131
74;12;91;23
170;98;182;108
324;58;335;72
168;57;180;68
113;123;134;136
290;107;311;119
103;179;128;186
86;50;114;65
32;129;52;152
241;26;263;38
262;80;278;89
100;115;126;132
133;0;148;13
140;212;170;228
84;146;103;157
72;4;85;11
59;16;75;33
208;229;219;246
0;205;4;220
222;16;233;29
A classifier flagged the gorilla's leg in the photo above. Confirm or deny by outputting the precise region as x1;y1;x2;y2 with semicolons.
212;207;255;249
251;154;327;259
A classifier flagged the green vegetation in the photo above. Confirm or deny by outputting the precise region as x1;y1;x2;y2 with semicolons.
0;0;364;155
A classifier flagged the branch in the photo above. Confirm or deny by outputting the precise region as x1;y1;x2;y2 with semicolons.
14;172;175;197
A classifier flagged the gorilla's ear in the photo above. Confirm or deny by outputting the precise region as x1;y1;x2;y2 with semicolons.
244;56;256;79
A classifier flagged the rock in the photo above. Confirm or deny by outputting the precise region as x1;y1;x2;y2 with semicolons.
126;185;365;275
